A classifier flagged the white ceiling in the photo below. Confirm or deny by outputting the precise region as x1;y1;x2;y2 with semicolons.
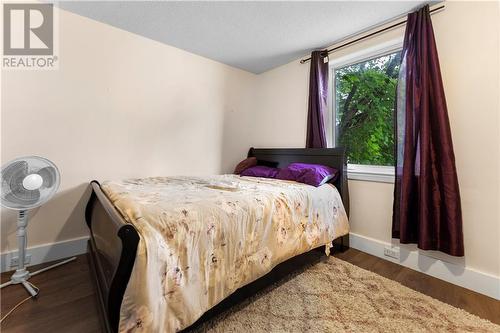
59;1;431;74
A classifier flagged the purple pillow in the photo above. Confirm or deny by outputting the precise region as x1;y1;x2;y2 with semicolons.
276;163;338;187
240;165;279;179
234;157;257;174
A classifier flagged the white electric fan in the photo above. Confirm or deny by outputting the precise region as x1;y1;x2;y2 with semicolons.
0;156;76;297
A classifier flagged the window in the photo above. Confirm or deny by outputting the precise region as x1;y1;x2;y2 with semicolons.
329;39;402;182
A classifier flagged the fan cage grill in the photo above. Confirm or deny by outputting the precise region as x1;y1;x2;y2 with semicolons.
1;156;60;210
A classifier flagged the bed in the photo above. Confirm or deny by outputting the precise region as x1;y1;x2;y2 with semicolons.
85;148;350;333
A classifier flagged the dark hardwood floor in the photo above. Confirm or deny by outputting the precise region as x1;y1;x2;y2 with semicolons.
1;254;101;333
1;248;498;332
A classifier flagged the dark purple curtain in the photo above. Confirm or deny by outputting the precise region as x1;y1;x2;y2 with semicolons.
306;51;328;148
392;5;464;256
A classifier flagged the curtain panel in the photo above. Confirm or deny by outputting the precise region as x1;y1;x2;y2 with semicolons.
392;5;464;256
306;51;328;148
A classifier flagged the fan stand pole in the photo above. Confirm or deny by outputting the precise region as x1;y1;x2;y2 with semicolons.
0;210;77;297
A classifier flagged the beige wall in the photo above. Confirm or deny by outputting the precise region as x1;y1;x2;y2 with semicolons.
1;8;256;252
252;1;500;277
1;2;499;281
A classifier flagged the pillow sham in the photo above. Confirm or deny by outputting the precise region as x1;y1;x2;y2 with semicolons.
276;163;338;187
240;165;280;179
234;157;280;174
234;157;257;174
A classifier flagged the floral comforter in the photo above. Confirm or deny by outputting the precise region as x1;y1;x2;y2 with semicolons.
101;174;349;332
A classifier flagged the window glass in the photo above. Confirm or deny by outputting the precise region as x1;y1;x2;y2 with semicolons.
334;51;401;166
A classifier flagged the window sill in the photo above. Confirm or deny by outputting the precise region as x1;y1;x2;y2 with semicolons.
347;164;395;184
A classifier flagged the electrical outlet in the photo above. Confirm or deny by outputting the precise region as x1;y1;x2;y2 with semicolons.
384;246;400;260
10;254;32;267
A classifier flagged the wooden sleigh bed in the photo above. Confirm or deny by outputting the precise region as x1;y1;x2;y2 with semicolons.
85;148;350;333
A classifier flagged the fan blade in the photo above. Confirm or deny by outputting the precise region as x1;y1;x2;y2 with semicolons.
1;161;28;185
1;160;42;207
6;187;40;206
37;166;57;188
2;161;31;200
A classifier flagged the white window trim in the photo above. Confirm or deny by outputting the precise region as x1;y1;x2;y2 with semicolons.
328;37;403;184
347;164;395;183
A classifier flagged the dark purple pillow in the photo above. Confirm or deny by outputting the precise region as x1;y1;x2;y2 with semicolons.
240;165;279;179
234;157;257;174
276;163;338;187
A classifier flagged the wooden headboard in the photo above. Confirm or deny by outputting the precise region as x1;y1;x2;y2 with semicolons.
248;147;349;216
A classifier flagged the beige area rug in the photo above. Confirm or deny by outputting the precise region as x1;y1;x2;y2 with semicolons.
193;257;499;333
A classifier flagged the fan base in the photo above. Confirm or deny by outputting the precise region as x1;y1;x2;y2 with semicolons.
0;256;77;297
1;273;39;297
11;268;30;282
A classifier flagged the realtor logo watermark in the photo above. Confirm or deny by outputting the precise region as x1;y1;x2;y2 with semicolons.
2;3;58;69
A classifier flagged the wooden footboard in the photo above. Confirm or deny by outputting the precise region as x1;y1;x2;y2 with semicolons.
85;147;350;333
85;181;139;333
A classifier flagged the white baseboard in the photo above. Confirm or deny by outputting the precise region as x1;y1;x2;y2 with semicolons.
2;233;498;300
0;236;89;273
349;232;500;300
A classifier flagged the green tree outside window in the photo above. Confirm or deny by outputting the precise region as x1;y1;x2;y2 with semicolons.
334;51;401;166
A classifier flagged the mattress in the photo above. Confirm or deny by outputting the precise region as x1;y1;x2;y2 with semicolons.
101;174;349;332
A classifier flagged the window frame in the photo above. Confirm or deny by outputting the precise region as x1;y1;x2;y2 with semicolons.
328;37;403;183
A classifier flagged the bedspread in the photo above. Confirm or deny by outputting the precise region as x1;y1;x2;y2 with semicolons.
101;174;349;332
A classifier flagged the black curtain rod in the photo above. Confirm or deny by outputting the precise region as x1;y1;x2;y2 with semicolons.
300;4;445;64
